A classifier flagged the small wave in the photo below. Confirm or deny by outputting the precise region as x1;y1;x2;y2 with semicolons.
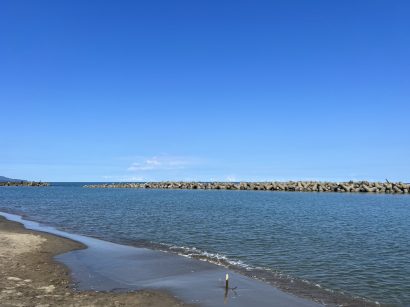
136;240;383;307
160;243;251;269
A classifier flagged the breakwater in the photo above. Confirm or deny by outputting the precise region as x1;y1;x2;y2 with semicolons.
84;181;410;194
0;181;49;187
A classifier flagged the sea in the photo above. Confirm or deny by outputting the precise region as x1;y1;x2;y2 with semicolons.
1;182;409;306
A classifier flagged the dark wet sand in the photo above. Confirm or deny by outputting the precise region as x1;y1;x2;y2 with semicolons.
0;215;188;307
1;212;320;307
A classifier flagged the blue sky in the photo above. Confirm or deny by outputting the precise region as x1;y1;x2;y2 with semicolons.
0;0;409;182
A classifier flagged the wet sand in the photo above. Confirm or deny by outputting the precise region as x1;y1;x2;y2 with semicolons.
0;215;187;307
0;212;320;307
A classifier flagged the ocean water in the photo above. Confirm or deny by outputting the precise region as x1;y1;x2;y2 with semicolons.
1;183;409;305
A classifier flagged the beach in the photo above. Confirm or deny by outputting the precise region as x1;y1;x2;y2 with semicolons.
0;215;186;307
0;211;323;307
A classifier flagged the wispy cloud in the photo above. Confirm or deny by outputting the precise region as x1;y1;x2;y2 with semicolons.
226;175;237;182
127;155;196;172
102;175;144;182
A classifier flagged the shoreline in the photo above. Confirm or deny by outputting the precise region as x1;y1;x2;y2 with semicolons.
0;211;322;307
0;210;383;307
0;214;188;306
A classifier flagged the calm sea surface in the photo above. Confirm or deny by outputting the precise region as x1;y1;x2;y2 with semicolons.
1;183;409;305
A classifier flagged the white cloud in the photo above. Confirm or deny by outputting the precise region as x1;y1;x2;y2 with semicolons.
102;175;144;182
127;156;195;172
126;176;144;181
226;175;237;182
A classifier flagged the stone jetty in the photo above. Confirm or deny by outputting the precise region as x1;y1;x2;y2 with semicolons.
0;181;49;187
84;181;410;194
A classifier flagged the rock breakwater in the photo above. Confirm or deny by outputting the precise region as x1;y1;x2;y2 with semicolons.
84;181;410;194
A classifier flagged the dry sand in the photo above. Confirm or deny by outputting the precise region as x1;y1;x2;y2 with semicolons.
0;216;188;307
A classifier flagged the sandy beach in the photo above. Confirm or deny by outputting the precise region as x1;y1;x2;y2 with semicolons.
0;216;187;307
0;212;323;307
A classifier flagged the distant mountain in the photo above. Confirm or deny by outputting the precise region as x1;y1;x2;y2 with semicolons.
0;176;26;182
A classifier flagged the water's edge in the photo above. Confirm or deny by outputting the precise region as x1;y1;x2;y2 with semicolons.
0;209;381;306
0;210;324;307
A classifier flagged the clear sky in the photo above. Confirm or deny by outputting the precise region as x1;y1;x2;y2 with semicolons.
0;1;409;182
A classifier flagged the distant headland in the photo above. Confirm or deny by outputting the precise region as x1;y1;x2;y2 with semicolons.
84;181;409;194
0;176;49;187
